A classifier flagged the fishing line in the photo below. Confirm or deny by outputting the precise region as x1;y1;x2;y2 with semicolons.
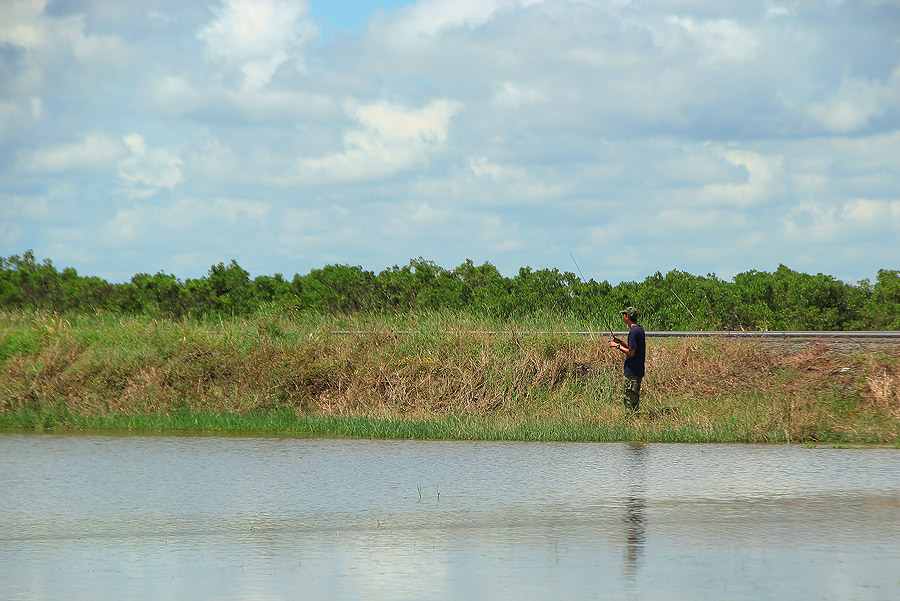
670;288;697;323
570;253;615;341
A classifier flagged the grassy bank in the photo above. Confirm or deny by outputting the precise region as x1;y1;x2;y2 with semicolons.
1;310;899;444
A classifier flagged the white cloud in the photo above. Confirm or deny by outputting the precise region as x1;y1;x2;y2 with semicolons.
391;0;510;38
807;65;900;133
29;96;42;119
462;156;572;204
67;23;131;70
146;73;336;124
104;206;144;246
782;198;900;242
663;16;759;65
695;149;784;207
277;205;360;255
212;197;271;225
782;130;900;201
654;207;749;232
841;198;900;226
291;99;460;183
481;215;524;253
17;133;126;172
101;195;270;250
492;81;547;108
0;221;25;253
0;0;131;83
198;0;318;91
0;101;26;139
117;134;184;198
0;0;47;47
184;130;239;180
0;193;49;222
157;196;270;230
148;75;207;116
407;200;450;225
281;206;334;234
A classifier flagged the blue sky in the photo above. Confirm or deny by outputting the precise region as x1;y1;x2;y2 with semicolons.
1;0;899;284
311;0;413;35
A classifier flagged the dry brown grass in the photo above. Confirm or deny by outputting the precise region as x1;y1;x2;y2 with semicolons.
863;358;900;419
645;336;775;401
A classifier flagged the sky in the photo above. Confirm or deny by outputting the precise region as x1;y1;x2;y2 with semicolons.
1;0;899;285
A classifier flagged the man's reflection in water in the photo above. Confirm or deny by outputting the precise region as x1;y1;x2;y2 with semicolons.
623;443;647;585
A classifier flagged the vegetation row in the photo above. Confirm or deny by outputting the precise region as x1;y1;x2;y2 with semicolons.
3;251;899;331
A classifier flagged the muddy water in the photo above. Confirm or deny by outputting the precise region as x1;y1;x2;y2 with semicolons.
1;434;898;601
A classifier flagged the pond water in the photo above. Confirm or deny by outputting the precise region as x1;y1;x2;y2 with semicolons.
1;434;899;601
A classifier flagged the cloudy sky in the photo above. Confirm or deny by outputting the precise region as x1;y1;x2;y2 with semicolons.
2;0;898;285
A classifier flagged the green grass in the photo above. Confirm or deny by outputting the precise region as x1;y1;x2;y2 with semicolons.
0;407;750;442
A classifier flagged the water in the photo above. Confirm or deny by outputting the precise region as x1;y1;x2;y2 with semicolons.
1;434;898;600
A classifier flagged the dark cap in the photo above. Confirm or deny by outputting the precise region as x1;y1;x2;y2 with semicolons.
621;306;639;321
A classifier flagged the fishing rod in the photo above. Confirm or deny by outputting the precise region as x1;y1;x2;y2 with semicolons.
570;253;615;341
670;288;697;323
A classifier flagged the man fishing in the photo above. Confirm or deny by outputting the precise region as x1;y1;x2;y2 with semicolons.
607;307;646;412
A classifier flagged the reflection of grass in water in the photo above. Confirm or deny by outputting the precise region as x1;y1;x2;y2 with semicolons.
1;311;898;444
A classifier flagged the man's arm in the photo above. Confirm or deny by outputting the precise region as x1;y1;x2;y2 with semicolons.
607;338;636;357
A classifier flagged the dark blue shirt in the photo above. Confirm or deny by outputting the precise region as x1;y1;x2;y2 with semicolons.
623;324;646;378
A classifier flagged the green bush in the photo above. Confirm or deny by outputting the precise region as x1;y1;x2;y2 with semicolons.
0;251;893;331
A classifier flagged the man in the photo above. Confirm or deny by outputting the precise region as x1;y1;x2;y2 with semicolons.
607;307;646;411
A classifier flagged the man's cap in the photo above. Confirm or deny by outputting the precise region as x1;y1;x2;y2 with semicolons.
621;306;639;321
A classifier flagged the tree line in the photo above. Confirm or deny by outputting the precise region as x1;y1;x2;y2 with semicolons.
1;251;898;330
